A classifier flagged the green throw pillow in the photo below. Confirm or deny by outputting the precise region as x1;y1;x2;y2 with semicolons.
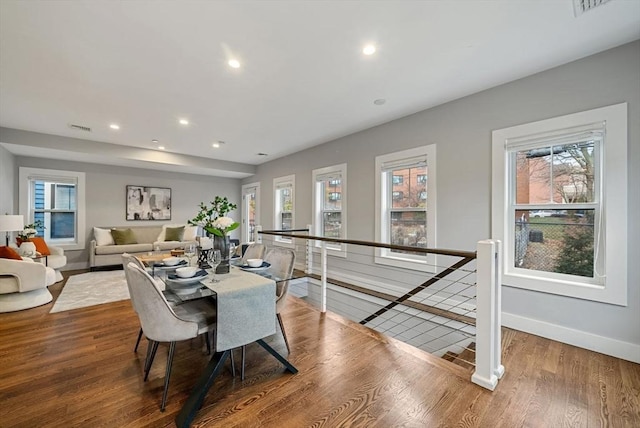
164;226;185;241
111;228;138;245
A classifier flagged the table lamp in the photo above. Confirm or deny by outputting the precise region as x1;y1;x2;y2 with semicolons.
0;214;24;246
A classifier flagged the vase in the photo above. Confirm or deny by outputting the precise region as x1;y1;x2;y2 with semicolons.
213;234;230;274
19;241;37;257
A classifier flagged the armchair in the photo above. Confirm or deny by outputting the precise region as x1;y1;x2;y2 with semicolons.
0;257;56;312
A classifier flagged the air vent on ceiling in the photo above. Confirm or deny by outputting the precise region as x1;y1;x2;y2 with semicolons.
68;123;92;132
573;0;612;17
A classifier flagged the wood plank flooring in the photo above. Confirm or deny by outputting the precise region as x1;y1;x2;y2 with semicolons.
0;271;638;427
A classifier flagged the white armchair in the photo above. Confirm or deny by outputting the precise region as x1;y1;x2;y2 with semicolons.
0;257;56;312
45;245;67;282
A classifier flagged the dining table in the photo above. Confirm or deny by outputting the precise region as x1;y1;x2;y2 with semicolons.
160;262;299;428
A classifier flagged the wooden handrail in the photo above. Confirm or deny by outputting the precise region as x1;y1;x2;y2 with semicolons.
259;229;477;259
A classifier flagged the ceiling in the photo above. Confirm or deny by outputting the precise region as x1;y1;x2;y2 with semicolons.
1;0;639;177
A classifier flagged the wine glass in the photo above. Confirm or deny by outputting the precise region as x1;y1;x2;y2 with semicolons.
184;243;197;267
207;250;221;283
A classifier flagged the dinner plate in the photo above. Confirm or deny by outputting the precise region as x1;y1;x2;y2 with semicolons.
166;270;208;284
239;261;271;272
155;260;188;269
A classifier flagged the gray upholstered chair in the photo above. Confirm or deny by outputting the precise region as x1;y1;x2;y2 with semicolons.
125;262;216;411
121;253;154;353
238;247;295;380
240;243;266;264
265;247;296;353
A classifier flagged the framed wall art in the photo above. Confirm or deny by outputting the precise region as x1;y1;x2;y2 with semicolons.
126;185;171;221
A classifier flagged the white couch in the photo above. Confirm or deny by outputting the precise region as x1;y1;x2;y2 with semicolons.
90;225;198;269
0;257;56;312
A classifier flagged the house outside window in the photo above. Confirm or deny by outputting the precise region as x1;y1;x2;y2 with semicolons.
19;168;86;250
375;145;437;271
274;175;295;245
313;164;347;254
492;103;627;305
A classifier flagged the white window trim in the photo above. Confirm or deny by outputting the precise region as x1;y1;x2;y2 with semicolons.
273;174;295;248
241;182;260;243
312;163;347;257
492;103;627;306
19;167;86;251
374;145;437;273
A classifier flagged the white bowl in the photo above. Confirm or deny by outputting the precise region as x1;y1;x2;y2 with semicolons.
247;258;263;268
175;266;198;278
162;257;180;266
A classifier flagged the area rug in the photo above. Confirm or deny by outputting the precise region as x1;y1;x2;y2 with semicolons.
50;270;129;313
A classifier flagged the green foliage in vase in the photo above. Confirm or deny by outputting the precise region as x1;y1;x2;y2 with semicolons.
189;196;240;237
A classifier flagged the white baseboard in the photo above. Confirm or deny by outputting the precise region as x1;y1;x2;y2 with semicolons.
502;312;640;364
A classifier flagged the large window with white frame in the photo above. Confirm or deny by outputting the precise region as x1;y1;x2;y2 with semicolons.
19;167;86;250
492;103;627;305
375;145;437;271
312;163;346;253
274;175;295;245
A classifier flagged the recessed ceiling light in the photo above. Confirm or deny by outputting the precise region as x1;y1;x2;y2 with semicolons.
257;152;268;156
179;119;189;125
228;59;240;69
363;44;376;55
212;140;225;148
152;139;158;143
158;146;165;150
109;123;120;130
373;98;386;105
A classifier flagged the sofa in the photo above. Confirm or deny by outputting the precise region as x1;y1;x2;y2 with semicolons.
90;225;198;269
0;257;57;312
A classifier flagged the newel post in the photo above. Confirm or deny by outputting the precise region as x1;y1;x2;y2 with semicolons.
472;239;505;391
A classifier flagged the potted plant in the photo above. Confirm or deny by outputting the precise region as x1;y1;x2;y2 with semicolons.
189;197;239;273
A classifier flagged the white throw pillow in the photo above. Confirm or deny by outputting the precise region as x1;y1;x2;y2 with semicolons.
183;225;198;241
93;227;115;246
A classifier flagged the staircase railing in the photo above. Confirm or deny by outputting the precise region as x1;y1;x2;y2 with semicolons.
257;226;504;390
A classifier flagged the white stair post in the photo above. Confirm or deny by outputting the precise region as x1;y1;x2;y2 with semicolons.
472;239;505;391
320;241;327;313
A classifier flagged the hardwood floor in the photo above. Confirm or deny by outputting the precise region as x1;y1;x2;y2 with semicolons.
0;271;638;427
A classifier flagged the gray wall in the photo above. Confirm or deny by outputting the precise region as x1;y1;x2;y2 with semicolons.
0;145;16;215
15;156;241;267
244;41;640;348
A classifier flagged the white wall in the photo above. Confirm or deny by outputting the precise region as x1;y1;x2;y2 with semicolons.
244;41;640;360
0;145;15;215
15;156;242;267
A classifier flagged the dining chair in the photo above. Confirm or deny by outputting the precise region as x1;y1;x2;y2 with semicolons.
121;253;150;353
125;262;217;411
265;247;296;354
239;247;295;380
240;243;266;264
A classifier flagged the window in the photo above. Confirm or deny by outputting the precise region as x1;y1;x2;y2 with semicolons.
19;168;86;250
313;163;347;254
492;103;627;305
274;175;295;245
242;183;260;243
375;145;437;271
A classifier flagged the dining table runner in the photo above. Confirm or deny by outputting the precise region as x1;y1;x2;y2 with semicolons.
206;267;276;351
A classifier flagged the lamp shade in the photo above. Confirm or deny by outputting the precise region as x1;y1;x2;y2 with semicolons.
0;215;24;232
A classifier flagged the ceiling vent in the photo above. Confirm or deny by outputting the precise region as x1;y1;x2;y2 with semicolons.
573;0;612;17
68;123;92;132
